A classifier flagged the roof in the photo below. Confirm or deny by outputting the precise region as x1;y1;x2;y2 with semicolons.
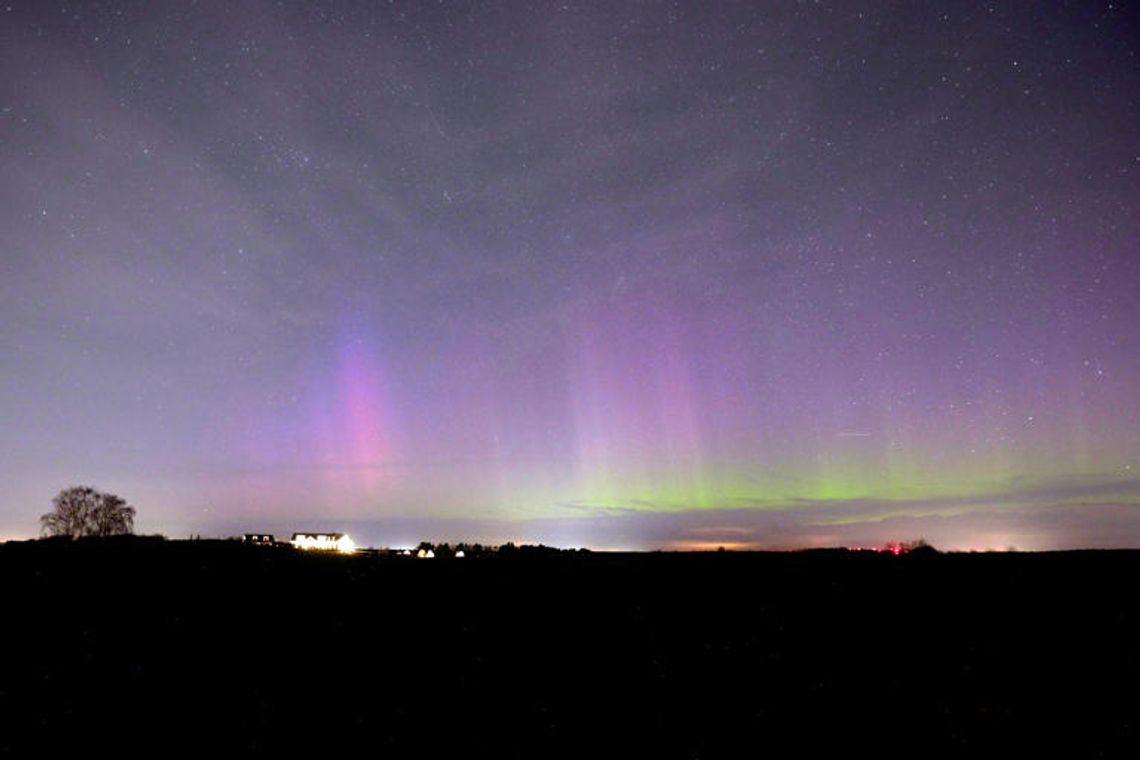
291;532;346;540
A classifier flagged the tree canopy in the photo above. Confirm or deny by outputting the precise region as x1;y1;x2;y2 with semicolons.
41;486;136;538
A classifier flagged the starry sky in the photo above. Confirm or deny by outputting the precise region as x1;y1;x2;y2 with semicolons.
2;1;1138;550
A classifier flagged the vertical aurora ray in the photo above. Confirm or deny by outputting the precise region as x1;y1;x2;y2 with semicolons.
336;336;393;470
223;319;401;520
564;294;717;509
312;325;397;496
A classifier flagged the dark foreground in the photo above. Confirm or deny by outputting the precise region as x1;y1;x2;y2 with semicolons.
2;538;1137;756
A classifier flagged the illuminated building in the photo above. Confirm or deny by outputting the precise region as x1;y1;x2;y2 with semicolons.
290;532;356;553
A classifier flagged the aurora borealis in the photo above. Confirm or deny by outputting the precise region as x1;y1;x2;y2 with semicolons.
2;2;1138;550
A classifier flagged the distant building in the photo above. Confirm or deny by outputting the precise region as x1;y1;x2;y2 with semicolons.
242;534;276;545
291;532;355;553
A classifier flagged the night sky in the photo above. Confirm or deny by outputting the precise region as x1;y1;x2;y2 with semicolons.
2;2;1138;550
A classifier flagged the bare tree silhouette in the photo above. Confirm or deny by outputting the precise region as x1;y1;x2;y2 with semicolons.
41;486;135;538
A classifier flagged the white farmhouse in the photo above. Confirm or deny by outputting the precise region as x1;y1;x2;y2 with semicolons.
291;532;355;553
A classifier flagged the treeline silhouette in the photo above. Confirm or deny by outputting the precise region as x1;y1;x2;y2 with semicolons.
39;485;135;538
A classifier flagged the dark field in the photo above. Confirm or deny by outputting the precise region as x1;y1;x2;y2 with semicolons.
2;538;1137;756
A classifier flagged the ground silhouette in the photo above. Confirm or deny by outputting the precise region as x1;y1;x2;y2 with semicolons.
1;538;1136;756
